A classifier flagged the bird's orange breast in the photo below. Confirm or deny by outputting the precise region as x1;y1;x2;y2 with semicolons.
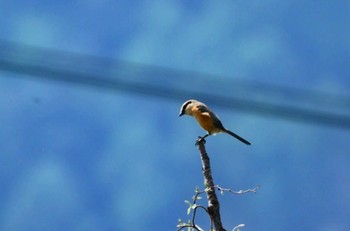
192;109;216;133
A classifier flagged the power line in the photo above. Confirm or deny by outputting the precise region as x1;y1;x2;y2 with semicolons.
1;40;350;130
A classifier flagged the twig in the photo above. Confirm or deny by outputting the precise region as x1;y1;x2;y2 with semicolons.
177;188;209;231
232;224;245;231
215;185;261;195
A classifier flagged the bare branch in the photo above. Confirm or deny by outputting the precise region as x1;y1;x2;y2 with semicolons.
196;137;226;231
177;137;259;230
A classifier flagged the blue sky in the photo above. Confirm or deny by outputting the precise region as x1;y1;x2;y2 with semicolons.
1;1;350;231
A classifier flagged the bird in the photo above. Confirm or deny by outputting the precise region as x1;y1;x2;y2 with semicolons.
179;99;251;145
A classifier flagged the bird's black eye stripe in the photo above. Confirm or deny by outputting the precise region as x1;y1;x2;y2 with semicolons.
181;101;192;112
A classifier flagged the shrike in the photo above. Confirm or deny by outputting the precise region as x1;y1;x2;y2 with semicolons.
179;99;251;145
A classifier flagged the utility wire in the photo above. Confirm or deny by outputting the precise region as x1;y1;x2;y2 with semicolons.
1;40;350;130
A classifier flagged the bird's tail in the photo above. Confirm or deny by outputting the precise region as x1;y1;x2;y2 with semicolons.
223;129;251;145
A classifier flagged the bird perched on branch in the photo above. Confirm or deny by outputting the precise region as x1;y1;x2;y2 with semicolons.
179;99;251;145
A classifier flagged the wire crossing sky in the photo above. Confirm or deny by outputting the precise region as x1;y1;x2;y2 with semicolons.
1;40;350;130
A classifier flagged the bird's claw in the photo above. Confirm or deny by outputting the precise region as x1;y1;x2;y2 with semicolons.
195;136;206;145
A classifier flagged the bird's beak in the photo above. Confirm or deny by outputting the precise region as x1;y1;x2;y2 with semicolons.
179;112;184;117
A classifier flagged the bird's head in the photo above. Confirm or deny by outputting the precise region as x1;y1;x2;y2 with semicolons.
179;99;198;116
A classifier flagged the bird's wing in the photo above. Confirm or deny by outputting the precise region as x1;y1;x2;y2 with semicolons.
196;105;225;130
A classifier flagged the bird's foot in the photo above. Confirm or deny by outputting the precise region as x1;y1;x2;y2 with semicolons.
195;136;206;146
